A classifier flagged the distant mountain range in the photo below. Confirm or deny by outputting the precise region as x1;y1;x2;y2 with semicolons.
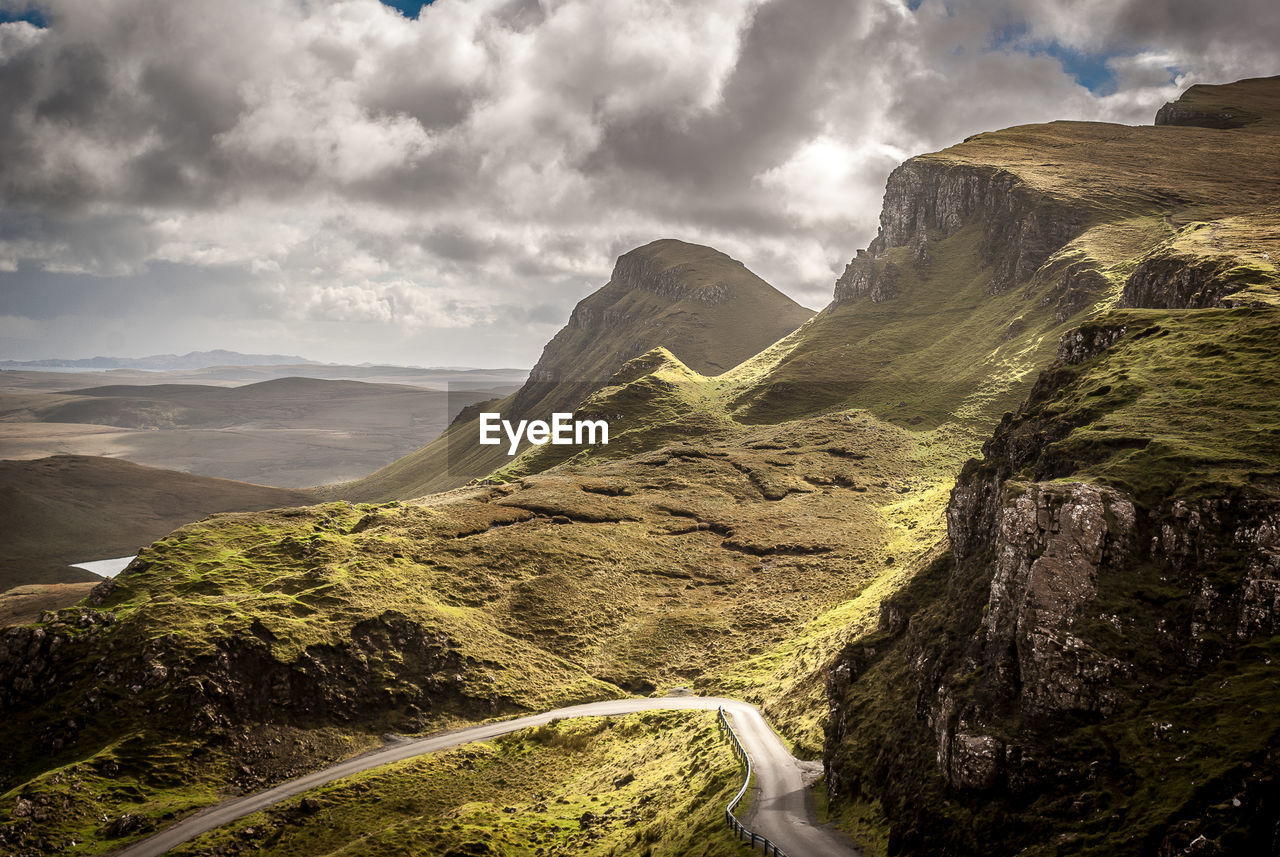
1;349;317;371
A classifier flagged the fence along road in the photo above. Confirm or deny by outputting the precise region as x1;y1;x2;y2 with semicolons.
111;696;861;857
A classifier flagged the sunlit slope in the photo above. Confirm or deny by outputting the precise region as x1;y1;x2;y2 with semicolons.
168;712;744;857
332;239;813;500
718;78;1280;429
0;413;914;851
7;76;1280;857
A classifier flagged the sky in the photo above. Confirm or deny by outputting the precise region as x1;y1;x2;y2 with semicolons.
0;0;1276;367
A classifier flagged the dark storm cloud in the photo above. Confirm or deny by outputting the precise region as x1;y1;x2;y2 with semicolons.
586;0;861;186
0;0;1278;365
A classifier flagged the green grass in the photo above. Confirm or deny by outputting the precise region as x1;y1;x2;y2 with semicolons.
11;75;1280;857
0;455;314;591
720;223;1080;429
167;712;748;857
1012;306;1280;503
0;419;918;845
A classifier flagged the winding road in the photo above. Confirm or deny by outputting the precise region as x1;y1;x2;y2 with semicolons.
113;696;860;857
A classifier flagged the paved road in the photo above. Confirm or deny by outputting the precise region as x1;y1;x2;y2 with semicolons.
113;696;860;857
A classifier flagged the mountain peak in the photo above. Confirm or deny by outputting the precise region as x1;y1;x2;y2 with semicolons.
534;238;812;383
333;240;814;499
610;239;752;306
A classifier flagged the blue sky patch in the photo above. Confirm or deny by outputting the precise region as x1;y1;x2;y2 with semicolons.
1035;42;1116;93
379;0;434;19
988;21;1116;94
0;7;47;28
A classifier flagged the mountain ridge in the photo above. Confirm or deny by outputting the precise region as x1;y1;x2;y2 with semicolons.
331;238;814;500
2;76;1279;857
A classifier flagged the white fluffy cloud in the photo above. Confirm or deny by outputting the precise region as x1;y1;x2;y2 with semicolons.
0;0;1276;364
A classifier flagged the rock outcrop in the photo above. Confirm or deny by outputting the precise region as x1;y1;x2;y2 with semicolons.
824;314;1280;854
1119;248;1265;309
1155;101;1256;129
833;251;900;303
0;605;484;779
834;160;1085;303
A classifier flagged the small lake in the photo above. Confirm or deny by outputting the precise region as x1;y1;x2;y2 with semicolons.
70;556;137;578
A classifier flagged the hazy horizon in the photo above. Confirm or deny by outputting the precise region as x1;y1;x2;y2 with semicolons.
0;349;530;370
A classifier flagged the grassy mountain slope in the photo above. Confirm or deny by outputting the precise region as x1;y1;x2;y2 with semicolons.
823;79;1280;856
333;239;814;500
168;712;743;857
3;77;1279;857
0;455;314;591
526;238;815;381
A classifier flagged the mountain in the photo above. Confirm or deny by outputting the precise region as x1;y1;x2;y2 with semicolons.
821;77;1280;856
0;350;317;371
527;238;815;383
1;77;1278;857
0;455;315;592
332;238;814;500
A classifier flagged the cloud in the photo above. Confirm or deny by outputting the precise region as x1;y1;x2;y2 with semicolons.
0;0;1277;364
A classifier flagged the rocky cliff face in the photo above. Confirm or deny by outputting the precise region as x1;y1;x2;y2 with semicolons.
1119;248;1268;309
824;316;1280;855
932;409;1280;787
1152;76;1280;130
834;160;1085;304
0;590;487;793
833;250;902;303
1155;101;1255;129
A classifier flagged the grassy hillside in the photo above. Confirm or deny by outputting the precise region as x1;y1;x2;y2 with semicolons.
3;77;1279;857
0;455;314;591
825;304;1280;856
333;239;814;500
168;712;743;857
0;408;930;854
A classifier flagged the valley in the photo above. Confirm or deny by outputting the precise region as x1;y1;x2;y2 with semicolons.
2;75;1279;857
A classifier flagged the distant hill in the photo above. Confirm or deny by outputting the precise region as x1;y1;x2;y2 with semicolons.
0;364;528;392
0;377;508;488
0;349;317;371
0;455;314;591
332;239;815;499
